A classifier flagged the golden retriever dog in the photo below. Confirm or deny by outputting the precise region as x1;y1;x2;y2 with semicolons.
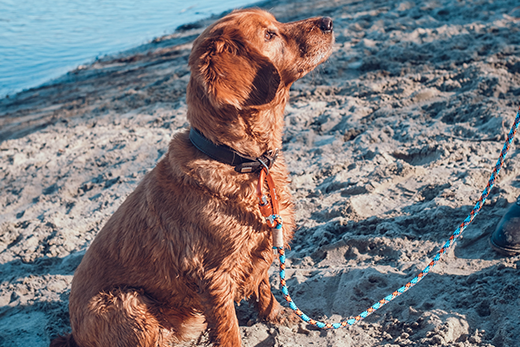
51;8;333;347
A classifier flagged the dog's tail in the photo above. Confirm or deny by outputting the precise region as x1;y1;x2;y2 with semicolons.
50;334;78;347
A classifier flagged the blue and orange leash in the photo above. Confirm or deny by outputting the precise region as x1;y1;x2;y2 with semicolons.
257;106;520;329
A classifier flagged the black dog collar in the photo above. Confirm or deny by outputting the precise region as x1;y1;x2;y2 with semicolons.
189;127;278;174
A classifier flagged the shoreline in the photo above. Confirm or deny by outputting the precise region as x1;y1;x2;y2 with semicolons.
0;0;276;143
0;0;264;100
1;0;520;346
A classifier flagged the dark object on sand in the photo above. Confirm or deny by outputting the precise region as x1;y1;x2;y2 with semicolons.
490;196;520;256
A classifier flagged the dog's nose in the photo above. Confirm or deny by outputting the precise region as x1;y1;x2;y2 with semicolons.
319;17;333;33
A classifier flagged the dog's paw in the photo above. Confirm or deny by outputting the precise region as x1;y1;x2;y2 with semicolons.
263;306;301;327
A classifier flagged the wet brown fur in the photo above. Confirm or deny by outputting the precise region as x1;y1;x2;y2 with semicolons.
50;9;333;347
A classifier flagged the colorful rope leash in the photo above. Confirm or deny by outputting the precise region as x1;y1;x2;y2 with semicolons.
265;106;520;329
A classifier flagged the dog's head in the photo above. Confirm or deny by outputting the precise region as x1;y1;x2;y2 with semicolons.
188;9;334;110
186;9;333;155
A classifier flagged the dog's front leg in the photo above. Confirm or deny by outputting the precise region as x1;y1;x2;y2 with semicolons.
251;275;281;321
251;272;299;326
201;274;241;346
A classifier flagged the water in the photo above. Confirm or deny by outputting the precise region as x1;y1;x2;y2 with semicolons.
0;0;258;98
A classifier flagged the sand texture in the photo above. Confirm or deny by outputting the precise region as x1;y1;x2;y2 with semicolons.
1;0;520;346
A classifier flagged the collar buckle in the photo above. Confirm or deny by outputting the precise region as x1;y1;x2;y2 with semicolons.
235;148;279;174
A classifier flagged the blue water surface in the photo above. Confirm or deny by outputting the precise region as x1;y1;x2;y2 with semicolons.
0;0;258;98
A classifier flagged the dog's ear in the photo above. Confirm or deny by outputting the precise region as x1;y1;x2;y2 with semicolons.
194;33;281;109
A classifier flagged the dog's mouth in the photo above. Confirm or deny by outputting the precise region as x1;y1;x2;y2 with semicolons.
304;35;335;69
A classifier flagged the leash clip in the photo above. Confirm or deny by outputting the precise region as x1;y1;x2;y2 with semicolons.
257;157;270;176
259;195;268;206
260;148;279;173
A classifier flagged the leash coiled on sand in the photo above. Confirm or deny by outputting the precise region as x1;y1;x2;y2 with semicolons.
271;106;520;329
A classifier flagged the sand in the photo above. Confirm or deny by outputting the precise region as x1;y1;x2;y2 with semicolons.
1;0;520;346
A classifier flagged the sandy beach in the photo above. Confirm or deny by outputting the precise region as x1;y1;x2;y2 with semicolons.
1;0;520;346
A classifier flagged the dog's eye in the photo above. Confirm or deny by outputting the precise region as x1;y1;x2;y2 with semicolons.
265;30;276;41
